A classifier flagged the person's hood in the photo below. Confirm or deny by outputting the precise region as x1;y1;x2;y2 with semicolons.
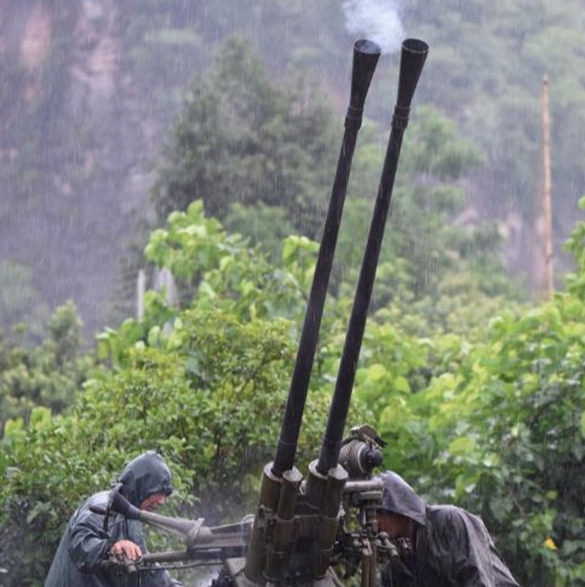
117;451;173;506
378;470;427;526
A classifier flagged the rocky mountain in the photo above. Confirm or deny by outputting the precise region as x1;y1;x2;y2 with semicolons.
1;0;159;336
0;0;348;338
1;0;582;339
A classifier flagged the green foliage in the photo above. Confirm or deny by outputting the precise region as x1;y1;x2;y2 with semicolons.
0;206;370;585
152;36;337;238
387;106;499;301
409;0;585;247
146;200;313;319
0;302;92;436
5;156;585;587
0;409;104;584
0;262;50;340
337;106;517;307
564;196;585;299
99;201;320;371
350;193;585;585
84;311;301;521
224;203;297;263
460;301;585;585
366;295;585;587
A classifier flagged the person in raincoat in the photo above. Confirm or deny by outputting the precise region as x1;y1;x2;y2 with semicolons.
377;471;521;587
44;451;183;587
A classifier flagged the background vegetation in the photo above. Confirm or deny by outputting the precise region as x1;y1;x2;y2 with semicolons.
1;0;584;336
2;196;585;586
2;1;585;587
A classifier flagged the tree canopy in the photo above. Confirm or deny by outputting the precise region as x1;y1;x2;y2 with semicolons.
153;37;338;239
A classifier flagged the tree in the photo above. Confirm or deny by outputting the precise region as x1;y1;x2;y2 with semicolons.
413;298;585;587
405;0;585;284
334;106;518;313
1;193;580;587
152;36;338;238
0;302;92;436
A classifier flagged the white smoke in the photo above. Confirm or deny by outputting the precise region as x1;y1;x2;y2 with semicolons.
342;0;406;54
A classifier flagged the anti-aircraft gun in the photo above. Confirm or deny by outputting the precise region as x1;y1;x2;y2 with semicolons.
98;36;428;587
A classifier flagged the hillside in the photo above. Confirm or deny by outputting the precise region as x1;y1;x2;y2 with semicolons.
0;0;583;338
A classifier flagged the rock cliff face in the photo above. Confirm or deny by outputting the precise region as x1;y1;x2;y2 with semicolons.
0;0;165;335
0;0;555;339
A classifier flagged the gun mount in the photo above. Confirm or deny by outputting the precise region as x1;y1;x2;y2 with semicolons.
97;37;429;587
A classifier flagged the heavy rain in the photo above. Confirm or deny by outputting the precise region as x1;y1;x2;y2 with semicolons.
0;1;584;586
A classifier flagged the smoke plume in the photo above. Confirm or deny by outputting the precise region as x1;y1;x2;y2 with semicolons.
342;0;405;54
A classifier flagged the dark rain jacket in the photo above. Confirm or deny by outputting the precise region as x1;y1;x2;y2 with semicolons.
378;471;520;587
44;451;182;587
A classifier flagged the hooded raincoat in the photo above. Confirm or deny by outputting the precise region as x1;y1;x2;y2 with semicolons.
44;451;182;587
378;471;520;587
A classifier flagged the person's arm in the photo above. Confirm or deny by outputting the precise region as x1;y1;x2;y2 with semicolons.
68;502;143;573
67;507;118;572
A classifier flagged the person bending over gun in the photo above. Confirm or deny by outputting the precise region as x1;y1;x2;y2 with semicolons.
377;471;521;587
44;451;183;587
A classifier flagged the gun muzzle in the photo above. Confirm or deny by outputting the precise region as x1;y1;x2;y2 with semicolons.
349;39;383;117
396;39;429;111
